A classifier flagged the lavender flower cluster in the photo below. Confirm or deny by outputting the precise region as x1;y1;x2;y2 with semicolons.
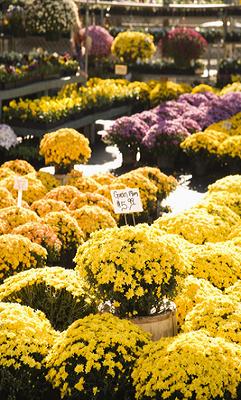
104;91;241;152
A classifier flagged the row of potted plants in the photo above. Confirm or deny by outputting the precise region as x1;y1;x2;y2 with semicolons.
102;82;241;172
0;156;240;398
0;49;79;90
2;78;161;127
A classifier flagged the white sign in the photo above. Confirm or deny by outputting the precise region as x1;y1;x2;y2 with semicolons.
115;64;128;76
14;177;28;191
14;177;28;207
110;188;143;214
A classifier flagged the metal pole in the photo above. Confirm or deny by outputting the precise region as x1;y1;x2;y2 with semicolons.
84;0;89;77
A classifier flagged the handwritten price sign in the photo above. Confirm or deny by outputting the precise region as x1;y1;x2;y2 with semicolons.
110;188;143;214
14;177;28;207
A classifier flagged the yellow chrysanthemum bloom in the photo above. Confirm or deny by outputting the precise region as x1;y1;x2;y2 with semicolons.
71;205;117;239
183;294;241;344
0;206;40;232
0;302;57;399
174;275;221;330
111;31;156;63
0;159;35;175
0;267;97;331
45;185;81;206
75;224;186;317
31;198;69;217
187;240;241;289
132;330;241;400
39;128;91;167
0;234;47;281
46;313;150;399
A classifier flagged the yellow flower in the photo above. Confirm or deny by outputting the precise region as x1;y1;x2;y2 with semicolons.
39;128;91;167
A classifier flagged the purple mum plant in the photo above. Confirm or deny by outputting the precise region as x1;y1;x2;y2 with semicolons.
102;115;149;151
80;25;114;58
142;119;190;155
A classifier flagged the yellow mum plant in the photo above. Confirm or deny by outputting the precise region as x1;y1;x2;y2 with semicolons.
69;192;114;214
174;275;221;330
45;185;81;206
111;31;156;63
12;222;62;265
0;187;15;209
0;206;40;232
31;198;69;217
225;280;241;302
35;171;60;191
0;233;47;282
71;205;117;239
75;225;186;317
188;241;241;289
136;166;178;200
91;172;115;185
0;159;35;175
218;136;241;159
207;174;241;195
0;174;47;204
39;128;91;172
153;207;231;244
191;83;217;94
67;174;101;193
0;302;57;400
46;313;150;399
204;191;241;217
150;81;191;106
0;267;97;331
180;131;227;156
183;294;241;344
132;330;241;400
0;218;9;235
0;166;16;179
43;211;84;267
194;201;240;227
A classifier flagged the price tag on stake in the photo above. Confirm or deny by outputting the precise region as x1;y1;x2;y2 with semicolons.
110;188;143;214
115;64;128;76
14;177;28;207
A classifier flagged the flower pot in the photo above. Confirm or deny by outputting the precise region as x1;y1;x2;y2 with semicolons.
156;153;176;171
191;157;213;177
121;148;137;167
226;157;241;174
130;303;177;341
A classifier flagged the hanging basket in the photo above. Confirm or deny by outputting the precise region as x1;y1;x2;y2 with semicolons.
130;302;177;341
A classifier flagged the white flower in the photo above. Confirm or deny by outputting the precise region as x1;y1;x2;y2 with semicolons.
0;124;17;150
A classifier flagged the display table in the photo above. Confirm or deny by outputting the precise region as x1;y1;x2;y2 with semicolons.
10;104;132;143
0;74;86;121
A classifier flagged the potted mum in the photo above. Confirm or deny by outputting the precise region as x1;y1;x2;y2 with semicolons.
111;31;156;64
80;25;114;72
75;224;187;340
102;116;149;166
142;119;190;170
39;128;91;175
161;27;207;70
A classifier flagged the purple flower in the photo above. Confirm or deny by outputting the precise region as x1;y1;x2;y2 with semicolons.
142;119;190;151
134;111;163;127
103;116;149;149
80;25;113;57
